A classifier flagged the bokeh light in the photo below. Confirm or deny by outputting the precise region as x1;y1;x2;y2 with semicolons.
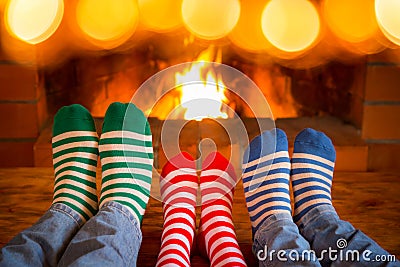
5;0;64;44
138;0;182;32
76;0;139;49
324;0;378;44
323;0;386;55
181;0;240;40
375;0;400;46
261;0;320;53
229;0;270;52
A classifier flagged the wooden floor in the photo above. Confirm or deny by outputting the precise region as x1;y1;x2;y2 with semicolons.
0;168;399;266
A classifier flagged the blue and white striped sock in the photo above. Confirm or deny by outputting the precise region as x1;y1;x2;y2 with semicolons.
242;128;291;236
291;128;336;224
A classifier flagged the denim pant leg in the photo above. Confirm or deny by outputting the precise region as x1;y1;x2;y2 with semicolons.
0;203;83;267
253;212;321;267
299;205;400;267
58;201;142;267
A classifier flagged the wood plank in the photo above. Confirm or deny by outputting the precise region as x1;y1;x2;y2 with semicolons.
1;168;398;266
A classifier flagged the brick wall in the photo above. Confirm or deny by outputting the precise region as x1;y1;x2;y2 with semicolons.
364;50;400;171
0;49;48;167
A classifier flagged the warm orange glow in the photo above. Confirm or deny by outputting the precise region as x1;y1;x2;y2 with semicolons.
76;0;139;49
138;0;182;32
181;0;240;40
261;0;320;53
176;47;228;121
229;0;270;52
324;0;378;44
375;0;400;46
5;0;64;44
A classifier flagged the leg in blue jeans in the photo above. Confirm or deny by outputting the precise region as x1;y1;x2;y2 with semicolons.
242;129;321;266
59;102;153;266
58;201;142;266
0;202;143;267
1;104;101;266
253;213;321;267
299;205;400;267
291;128;399;266
0;203;83;267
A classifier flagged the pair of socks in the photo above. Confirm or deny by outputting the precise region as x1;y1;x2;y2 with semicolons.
52;103;153;224
242;128;335;235
156;152;247;267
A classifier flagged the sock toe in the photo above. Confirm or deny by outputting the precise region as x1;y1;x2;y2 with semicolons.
294;128;336;162
161;152;196;181
53;104;96;136
102;102;148;133
160;152;197;189
202;152;234;173
102;102;127;132
244;128;288;164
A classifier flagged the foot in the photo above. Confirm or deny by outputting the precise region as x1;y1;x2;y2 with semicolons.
99;102;153;224
156;152;198;267
242;128;291;236
291;128;336;224
52;104;99;222
198;152;247;267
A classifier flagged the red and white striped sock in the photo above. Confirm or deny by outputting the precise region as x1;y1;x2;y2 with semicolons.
156;152;198;267
198;152;247;267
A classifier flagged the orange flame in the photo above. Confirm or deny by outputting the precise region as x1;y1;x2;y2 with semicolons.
175;46;229;121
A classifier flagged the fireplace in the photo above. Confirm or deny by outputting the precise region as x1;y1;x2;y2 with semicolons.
1;1;400;265
0;0;399;172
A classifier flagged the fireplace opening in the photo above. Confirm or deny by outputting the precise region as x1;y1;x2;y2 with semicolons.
36;39;369;170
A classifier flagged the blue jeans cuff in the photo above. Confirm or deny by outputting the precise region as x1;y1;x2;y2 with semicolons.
100;201;142;241
297;204;338;231
50;203;84;227
256;213;294;233
253;212;294;254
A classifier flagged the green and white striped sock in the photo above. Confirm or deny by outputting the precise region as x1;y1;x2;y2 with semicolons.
52;104;99;222
99;102;153;224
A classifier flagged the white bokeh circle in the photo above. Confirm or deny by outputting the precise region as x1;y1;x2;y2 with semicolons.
123;62;278;205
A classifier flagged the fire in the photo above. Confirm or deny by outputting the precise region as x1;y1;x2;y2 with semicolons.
175;46;229;121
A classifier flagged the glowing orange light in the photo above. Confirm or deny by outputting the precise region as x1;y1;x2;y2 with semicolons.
261;0;320;53
229;0;270;52
181;0;240;40
5;0;64;44
176;47;228;121
324;0;378;44
138;0;182;32
76;0;139;49
375;0;400;46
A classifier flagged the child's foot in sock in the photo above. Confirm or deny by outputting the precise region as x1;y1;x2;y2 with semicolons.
242;129;291;236
52;104;99;222
156;152;198;267
99;102;153;224
291;128;336;224
198;152;247;267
